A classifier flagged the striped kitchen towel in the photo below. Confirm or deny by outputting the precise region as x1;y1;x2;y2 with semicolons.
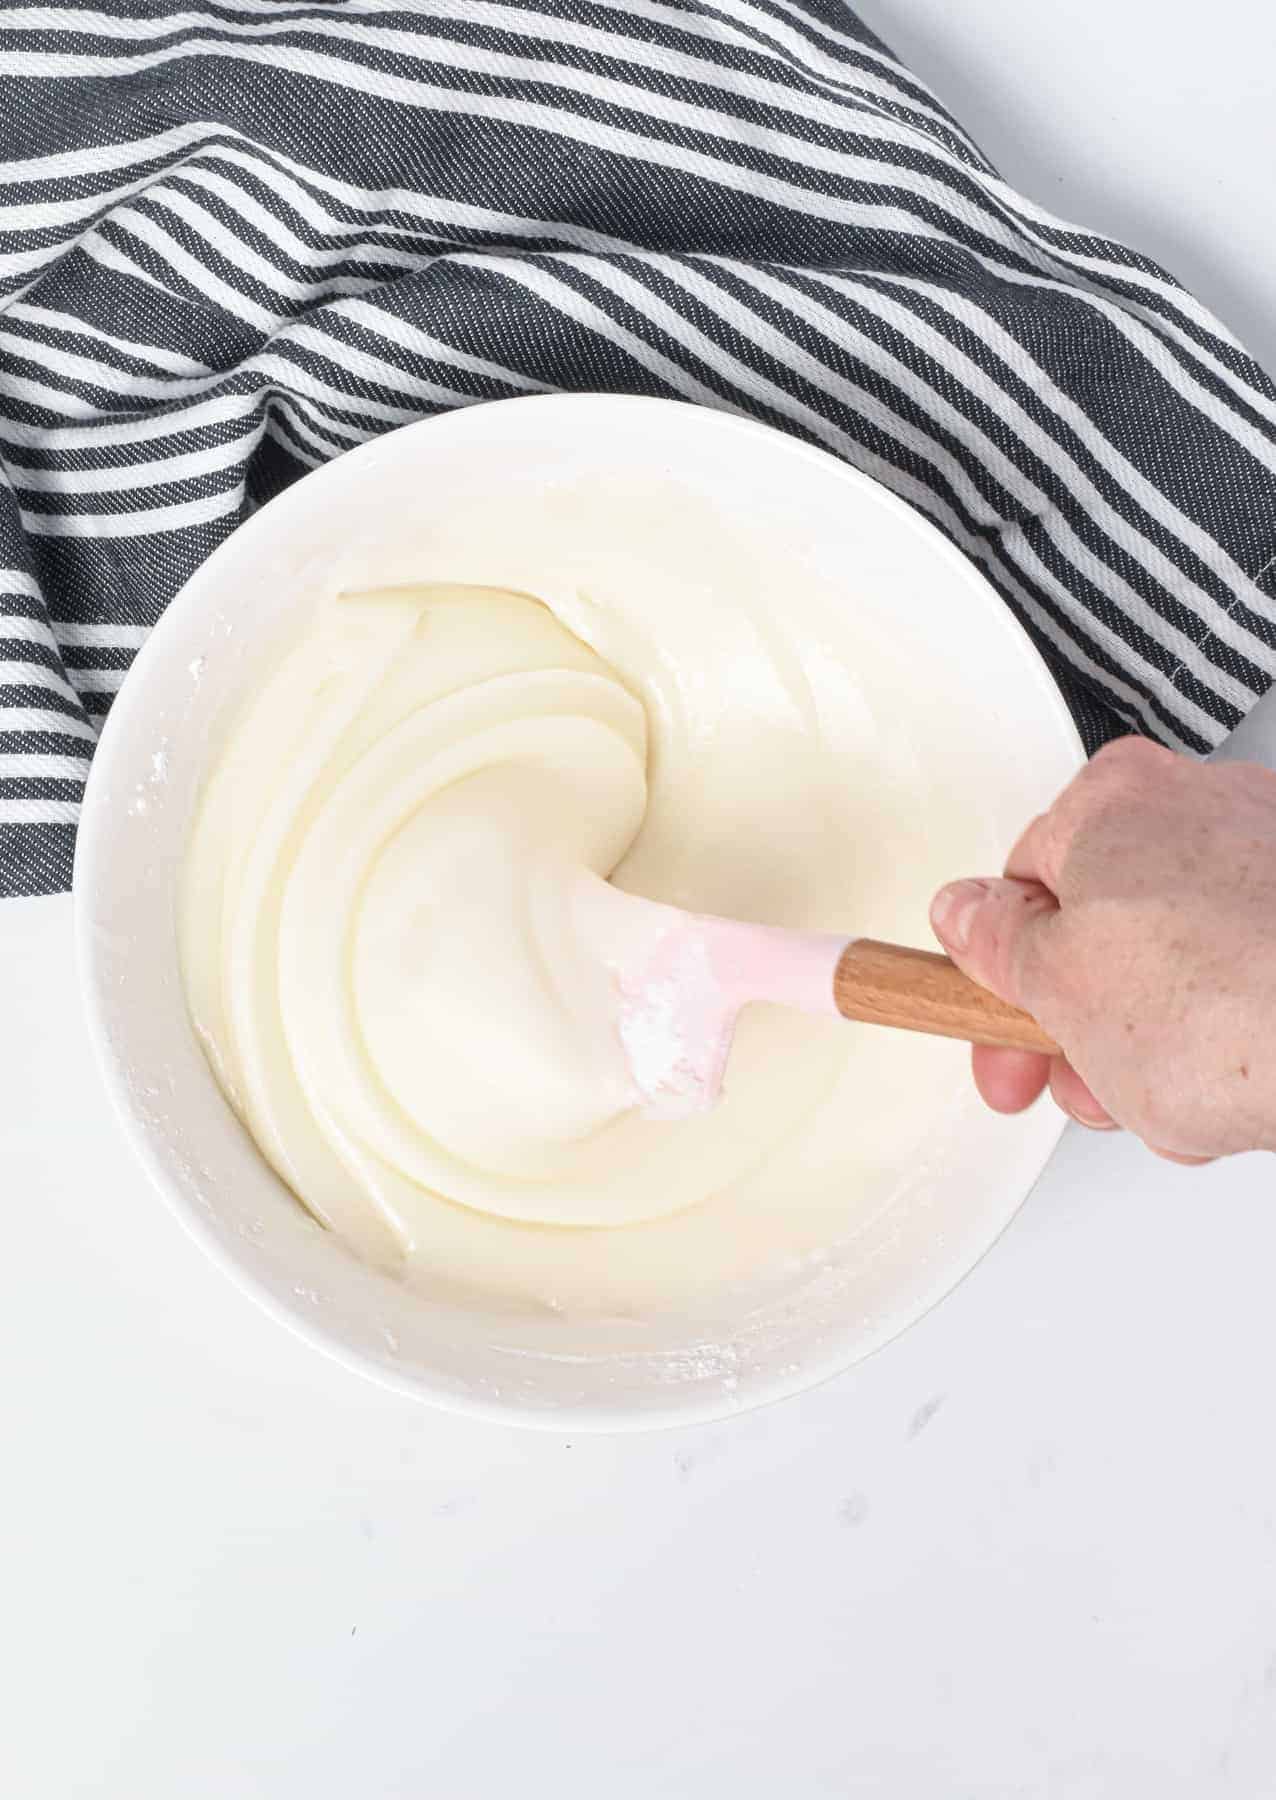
2;0;1276;897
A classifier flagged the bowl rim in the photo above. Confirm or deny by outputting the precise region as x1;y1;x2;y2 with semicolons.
73;392;1082;1431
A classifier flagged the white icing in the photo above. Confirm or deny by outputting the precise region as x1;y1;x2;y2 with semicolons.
180;551;996;1314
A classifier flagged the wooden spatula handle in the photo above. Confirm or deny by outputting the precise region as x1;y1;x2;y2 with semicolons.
833;939;1059;1055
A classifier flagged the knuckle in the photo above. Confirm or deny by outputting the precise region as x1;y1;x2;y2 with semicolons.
1088;734;1173;775
1005;811;1065;892
1053;738;1182;873
1079;735;1177;799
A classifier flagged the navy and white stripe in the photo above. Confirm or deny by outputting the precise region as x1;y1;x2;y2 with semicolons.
1;0;1274;895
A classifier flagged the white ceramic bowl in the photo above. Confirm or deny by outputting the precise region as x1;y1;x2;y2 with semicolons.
75;395;1082;1431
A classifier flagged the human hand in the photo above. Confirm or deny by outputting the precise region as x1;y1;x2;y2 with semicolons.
929;737;1276;1163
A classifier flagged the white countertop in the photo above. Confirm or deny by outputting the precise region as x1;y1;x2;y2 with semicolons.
6;5;1276;1795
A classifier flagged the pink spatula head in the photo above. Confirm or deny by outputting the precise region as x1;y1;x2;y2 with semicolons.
572;874;846;1117
572;874;1059;1120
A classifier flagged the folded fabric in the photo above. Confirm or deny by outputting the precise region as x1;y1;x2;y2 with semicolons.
2;0;1275;896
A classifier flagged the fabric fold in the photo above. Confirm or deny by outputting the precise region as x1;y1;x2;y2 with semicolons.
0;0;1274;896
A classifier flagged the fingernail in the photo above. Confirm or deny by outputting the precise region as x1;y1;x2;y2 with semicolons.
930;879;989;953
1070;1107;1119;1131
1059;1093;1118;1129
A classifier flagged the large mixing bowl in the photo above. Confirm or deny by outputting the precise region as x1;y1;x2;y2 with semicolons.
75;396;1083;1430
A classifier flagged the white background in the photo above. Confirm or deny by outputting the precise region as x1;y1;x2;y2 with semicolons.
5;3;1276;1795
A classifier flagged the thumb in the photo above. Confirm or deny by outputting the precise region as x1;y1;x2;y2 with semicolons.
929;876;1059;1010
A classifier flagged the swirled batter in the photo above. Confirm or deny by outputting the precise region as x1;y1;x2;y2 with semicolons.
180;558;992;1314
